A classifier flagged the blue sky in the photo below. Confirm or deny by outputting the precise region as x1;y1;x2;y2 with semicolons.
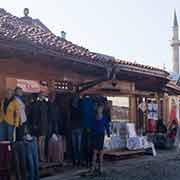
1;0;180;71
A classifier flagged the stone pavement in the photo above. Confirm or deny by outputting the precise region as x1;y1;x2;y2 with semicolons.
42;150;180;180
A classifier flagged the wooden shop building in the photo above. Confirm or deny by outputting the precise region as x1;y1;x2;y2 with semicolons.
0;8;179;136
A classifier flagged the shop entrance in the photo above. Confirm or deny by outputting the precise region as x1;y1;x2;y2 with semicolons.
5;76;78;158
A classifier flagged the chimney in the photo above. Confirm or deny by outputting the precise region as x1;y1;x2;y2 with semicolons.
61;31;66;39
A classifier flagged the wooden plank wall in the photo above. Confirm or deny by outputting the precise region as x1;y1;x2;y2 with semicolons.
0;57;96;98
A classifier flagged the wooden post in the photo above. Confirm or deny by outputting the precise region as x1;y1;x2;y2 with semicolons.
163;94;167;125
136;96;144;135
0;75;6;100
129;95;137;123
156;93;161;120
145;97;148;132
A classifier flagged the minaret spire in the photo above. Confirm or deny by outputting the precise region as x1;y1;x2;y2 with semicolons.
174;9;178;27
171;9;180;74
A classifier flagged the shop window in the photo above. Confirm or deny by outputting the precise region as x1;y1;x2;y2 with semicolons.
107;96;129;122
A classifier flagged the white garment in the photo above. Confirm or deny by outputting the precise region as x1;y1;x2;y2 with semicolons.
52;134;58;141
126;123;137;138
148;103;153;112
153;103;158;121
111;135;122;149
104;136;112;150
126;123;157;156
127;137;144;150
138;102;147;112
153;112;158;121
152;103;158;112
15;96;27;125
148;103;158;121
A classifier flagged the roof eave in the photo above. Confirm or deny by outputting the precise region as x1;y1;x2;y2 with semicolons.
0;38;107;72
115;63;169;79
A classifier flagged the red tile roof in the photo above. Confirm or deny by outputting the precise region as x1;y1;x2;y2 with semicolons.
114;59;167;73
0;8;168;76
0;9;108;64
165;81;180;94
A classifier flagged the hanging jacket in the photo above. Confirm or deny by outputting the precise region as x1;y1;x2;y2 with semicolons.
70;97;82;130
170;106;177;122
80;97;95;129
0;98;20;127
48;102;64;135
28;99;48;136
15;96;27;125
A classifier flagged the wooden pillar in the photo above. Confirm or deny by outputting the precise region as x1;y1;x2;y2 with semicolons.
129;95;137;123
0;75;6;100
163;95;168;125
163;94;169;124
156;93;161;120
145;97;148;132
136;96;144;135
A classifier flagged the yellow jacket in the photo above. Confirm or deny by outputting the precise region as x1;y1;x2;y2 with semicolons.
0;99;20;127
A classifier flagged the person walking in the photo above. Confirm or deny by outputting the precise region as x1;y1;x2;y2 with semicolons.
91;103;110;174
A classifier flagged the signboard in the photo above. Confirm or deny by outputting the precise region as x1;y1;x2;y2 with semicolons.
6;78;48;93
17;79;41;93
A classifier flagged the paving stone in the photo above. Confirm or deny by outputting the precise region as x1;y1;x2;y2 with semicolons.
67;155;180;180
43;152;180;180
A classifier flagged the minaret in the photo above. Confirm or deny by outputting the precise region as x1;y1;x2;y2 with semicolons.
171;10;180;74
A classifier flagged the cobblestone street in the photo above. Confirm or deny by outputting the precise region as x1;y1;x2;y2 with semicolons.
42;151;180;180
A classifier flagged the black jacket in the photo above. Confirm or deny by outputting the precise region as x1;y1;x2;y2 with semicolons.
28;99;49;136
70;96;82;130
48;102;64;135
70;105;82;130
